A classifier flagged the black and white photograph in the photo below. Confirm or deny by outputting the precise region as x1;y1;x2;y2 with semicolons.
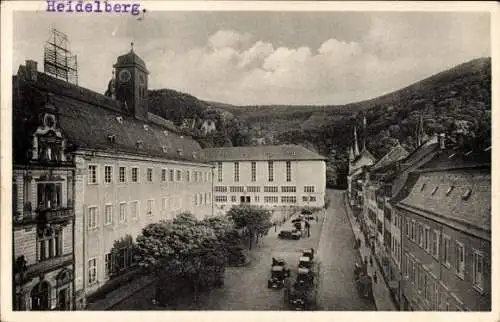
1;0;498;319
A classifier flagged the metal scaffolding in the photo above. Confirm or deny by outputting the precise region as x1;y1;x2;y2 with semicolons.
44;28;79;85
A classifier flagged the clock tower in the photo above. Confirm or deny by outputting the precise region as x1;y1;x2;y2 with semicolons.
113;43;149;121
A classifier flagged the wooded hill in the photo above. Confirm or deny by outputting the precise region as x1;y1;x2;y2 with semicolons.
147;57;491;186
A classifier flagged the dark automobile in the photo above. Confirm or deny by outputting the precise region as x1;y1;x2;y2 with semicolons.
278;230;301;240
268;266;289;289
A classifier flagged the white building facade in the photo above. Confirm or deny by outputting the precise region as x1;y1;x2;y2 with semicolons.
202;145;326;220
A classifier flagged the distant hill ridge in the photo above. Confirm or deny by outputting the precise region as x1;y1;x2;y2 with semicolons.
147;57;491;154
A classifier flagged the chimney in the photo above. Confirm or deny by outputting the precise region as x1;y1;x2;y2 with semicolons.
439;133;445;150
25;60;38;82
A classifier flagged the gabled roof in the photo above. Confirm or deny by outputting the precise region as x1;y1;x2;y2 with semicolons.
201;144;326;162
372;143;409;171
397;168;491;237
352;148;376;164
13;64;206;165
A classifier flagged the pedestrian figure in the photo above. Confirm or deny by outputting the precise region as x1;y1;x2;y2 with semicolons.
373;272;377;284
274;223;277;232
369;256;373;267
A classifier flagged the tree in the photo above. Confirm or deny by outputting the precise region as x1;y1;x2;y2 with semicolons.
227;204;272;250
135;213;226;304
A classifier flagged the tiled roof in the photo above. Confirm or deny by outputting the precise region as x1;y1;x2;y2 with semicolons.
398;168;491;233
201;144;326;162
372;143;409;171
390;141;440;198
13;66;205;164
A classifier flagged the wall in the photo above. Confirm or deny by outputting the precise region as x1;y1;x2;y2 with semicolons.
212;159;325;215
73;151;213;298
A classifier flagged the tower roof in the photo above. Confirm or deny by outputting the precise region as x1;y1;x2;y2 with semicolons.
114;44;149;73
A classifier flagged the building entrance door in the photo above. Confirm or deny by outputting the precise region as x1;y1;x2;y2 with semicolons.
31;281;50;310
58;287;70;310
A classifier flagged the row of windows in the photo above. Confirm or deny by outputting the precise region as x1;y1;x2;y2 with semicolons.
404;219;485;291
403;254;469;311
405;218;440;259
217;161;293;183
87;194;211;229
213;185;315;193
212;195;315;204
88;165;211;185
88;248;135;285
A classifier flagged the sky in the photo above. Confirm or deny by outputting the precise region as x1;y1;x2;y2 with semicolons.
12;9;491;105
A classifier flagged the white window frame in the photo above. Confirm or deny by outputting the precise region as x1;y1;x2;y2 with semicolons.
286;161;292;182
131;167;139;183
147;199;154;216
443;234;451;267
169;169;174;182
176;170;182;182
104;253;112;277
251;161;256;182
88;206;98;230
162;197;168;210
88;164;98;185
472;250;485;292
119;166;126;183
119;202;127;223
104;165;113;184
88;257;97;285
234;162;240;182
130;201;139;220
104;203;113;226
455;241;465;279
147;168;153;182
432;229;440;259
162;169;167;182
217;162;223;182
268;161;274;182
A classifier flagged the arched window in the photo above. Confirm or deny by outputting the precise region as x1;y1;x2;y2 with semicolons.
30;281;51;310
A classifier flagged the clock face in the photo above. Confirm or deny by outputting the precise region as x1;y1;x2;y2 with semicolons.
119;69;131;83
43;114;56;128
139;74;145;86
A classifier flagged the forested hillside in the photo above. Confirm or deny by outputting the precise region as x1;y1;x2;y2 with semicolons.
147;57;491;187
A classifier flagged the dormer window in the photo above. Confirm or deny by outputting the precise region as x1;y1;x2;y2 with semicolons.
116;116;123;124
144;125;149;132
136;140;143;148
464;150;473;156
448;153;456;159
162;146;168;153
431;186;439;195
420;183;426;191
177;148;183;156
107;134;116;143
462;188;472;200
446;186;454;196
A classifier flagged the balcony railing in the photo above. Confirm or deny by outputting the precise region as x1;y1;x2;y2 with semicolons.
36;207;74;222
14;207;74;226
26;253;73;279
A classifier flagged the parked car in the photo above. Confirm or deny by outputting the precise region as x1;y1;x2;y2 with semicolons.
278;230;301;240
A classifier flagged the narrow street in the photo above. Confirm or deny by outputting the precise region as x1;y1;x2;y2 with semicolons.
316;189;376;310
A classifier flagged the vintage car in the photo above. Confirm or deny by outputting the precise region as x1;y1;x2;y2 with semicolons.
302;248;314;261
284;267;318;310
268;266;288;289
298;256;312;270
278;229;301;240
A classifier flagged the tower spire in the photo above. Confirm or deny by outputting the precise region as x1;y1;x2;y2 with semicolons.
363;115;367;151
354;126;360;156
